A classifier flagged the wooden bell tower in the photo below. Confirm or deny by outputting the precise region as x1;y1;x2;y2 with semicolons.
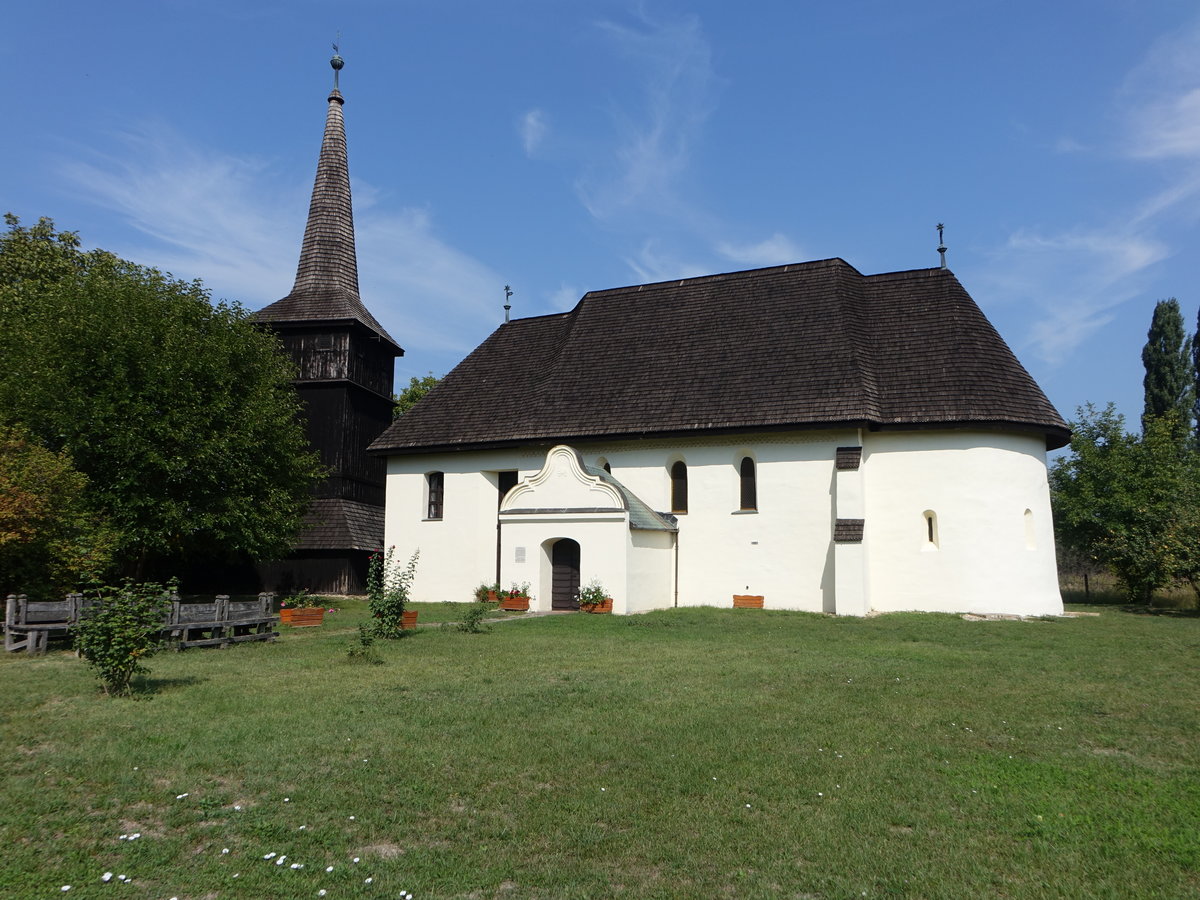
253;50;402;594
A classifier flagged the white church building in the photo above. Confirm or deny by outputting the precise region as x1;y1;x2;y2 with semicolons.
368;258;1070;617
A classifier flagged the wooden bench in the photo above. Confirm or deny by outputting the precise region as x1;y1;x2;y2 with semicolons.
167;596;226;649
5;591;277;654
223;594;277;646
4;593;84;654
167;593;277;650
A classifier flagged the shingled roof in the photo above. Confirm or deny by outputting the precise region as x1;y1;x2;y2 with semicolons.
369;258;1069;454
293;498;384;552
253;85;401;353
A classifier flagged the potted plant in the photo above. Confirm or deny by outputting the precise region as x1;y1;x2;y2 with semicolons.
368;547;420;636
499;582;531;611
279;589;327;626
577;579;613;614
474;582;501;604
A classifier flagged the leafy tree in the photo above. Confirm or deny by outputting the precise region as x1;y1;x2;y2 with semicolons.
0;215;321;579
1051;404;1200;604
392;373;440;418
1141;298;1192;436
0;424;117;599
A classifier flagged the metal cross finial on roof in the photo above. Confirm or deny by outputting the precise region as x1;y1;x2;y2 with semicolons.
936;223;948;269
504;285;514;323
331;36;344;90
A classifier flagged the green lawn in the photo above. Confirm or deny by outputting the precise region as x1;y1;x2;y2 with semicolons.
2;602;1198;899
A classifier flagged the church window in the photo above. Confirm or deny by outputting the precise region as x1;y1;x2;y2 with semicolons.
1024;508;1035;550
426;471;444;520
739;457;757;511
316;334;333;351
923;510;938;549
670;461;688;514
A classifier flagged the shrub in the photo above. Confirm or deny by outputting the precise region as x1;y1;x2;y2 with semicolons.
457;601;492;634
368;547;419;638
346;623;384;665
73;580;173;696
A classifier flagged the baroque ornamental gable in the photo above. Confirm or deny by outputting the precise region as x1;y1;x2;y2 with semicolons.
502;445;626;513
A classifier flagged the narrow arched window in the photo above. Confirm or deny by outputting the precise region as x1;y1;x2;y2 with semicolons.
1024;508;1035;550
670;461;688;514
739;457;757;511
426;471;444;520
923;510;938;548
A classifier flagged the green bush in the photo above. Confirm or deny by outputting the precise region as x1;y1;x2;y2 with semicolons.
367;547;419;638
345;623;384;665
73;580;172;696
457;601;492;634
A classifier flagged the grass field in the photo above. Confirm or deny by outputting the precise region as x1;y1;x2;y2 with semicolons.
2;601;1198;899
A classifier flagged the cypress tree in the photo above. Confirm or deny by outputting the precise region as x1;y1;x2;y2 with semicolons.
1193;307;1200;445
1141;298;1191;436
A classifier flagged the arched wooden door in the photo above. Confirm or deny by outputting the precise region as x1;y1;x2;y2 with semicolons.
551;539;581;610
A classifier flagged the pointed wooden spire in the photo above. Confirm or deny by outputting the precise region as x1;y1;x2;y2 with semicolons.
255;52;401;352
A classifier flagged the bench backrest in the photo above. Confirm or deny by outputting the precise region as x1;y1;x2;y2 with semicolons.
172;601;222;625
226;593;271;623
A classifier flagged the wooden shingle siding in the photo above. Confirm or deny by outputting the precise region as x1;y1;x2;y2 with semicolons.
835;446;863;470
833;518;865;543
370;260;1068;456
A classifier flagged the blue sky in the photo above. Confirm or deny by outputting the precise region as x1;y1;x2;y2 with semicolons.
6;1;1200;438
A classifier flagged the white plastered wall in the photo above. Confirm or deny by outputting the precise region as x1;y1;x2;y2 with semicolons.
382;447;548;604
862;430;1063;615
572;431;857;613
380;428;1063;617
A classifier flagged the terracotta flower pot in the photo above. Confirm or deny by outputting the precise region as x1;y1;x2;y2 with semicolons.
581;597;614;614
284;607;326;626
500;596;529;611
732;594;764;609
401;610;419;630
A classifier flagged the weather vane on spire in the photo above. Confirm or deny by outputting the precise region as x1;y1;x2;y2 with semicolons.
504;285;514;323
936;223;948;269
331;34;344;90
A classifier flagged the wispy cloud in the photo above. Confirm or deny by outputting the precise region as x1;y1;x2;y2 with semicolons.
985;16;1200;363
623;239;712;285
575;11;716;222
984;228;1168;361
60;123;300;305
1119;18;1200;160
60;123;503;378
716;233;806;267
519;109;548;157
546;282;582;311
